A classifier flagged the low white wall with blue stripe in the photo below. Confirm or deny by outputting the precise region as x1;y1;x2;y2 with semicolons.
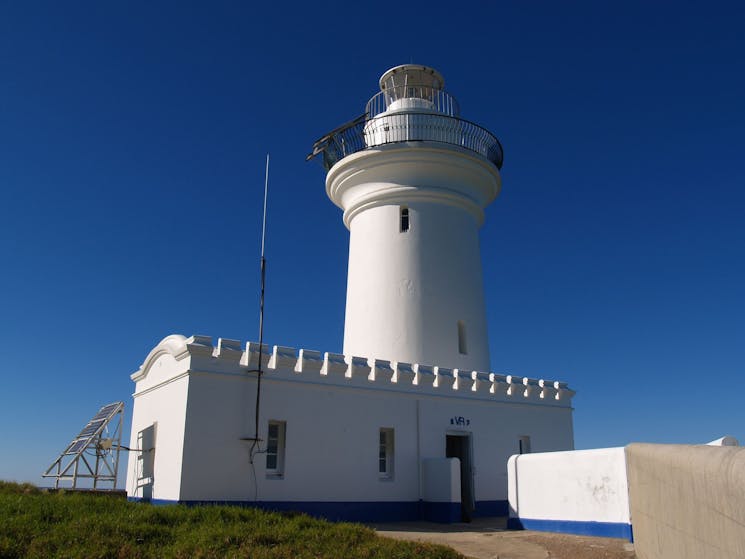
421;458;461;522
507;447;632;540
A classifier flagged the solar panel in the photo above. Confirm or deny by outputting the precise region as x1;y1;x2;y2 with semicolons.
63;402;123;456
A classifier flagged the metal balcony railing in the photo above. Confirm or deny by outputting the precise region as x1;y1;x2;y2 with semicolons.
365;86;460;118
308;112;503;171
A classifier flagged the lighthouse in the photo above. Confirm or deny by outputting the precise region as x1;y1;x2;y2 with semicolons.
314;64;503;371
127;64;574;523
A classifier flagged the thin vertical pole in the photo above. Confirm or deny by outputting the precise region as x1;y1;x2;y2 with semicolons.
260;154;269;260
251;154;270;459
113;407;123;490
93;442;101;489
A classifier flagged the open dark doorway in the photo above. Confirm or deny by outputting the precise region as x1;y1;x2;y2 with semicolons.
446;433;474;522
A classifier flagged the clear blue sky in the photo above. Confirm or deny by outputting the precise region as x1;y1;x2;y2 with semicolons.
1;1;743;485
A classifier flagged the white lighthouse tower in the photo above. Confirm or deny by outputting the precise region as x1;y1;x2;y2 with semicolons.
127;64;574;523
317;64;503;371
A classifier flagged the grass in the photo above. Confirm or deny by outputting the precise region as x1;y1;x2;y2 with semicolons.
0;481;462;559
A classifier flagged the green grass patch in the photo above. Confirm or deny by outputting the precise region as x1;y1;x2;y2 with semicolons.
0;481;462;559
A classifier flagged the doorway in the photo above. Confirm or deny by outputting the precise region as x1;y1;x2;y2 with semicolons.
446;433;474;522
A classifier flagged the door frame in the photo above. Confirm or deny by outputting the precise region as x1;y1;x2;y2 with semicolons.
445;430;474;521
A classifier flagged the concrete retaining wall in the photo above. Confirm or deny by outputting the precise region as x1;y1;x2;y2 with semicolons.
626;443;745;559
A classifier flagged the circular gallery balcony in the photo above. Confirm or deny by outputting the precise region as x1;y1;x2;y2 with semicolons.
309;110;503;172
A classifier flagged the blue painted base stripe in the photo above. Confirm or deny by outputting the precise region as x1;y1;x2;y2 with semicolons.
127;497;510;524
508;517;633;541
421;501;460;523
474;500;509;517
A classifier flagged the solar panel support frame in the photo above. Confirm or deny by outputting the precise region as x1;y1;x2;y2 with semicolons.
42;402;125;490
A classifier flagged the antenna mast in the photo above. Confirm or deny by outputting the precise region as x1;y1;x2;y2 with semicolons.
250;154;270;458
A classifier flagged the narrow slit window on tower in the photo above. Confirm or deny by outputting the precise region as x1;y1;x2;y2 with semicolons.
400;206;410;233
457;320;467;355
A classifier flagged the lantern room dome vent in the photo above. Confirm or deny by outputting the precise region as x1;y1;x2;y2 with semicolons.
379;64;445;91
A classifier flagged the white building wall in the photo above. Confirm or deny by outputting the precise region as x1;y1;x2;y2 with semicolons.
127;336;576;522
179;375;421;503
178;375;575;505
125;342;190;502
418;397;574;504
507;447;632;540
178;372;256;501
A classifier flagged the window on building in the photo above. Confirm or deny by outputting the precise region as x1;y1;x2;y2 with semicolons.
400;206;410;233
266;421;286;476
518;435;531;455
379;428;394;479
136;423;156;500
458;320;467;354
136;424;156;484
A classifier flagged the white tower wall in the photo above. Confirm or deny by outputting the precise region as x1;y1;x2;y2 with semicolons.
328;143;500;371
344;200;490;370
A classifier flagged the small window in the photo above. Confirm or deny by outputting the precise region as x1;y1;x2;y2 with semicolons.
400;206;410;233
457;320;467;355
518;435;531;455
379;428;394;479
266;421;286;476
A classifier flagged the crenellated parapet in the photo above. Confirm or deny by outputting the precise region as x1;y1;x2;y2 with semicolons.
132;335;575;406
